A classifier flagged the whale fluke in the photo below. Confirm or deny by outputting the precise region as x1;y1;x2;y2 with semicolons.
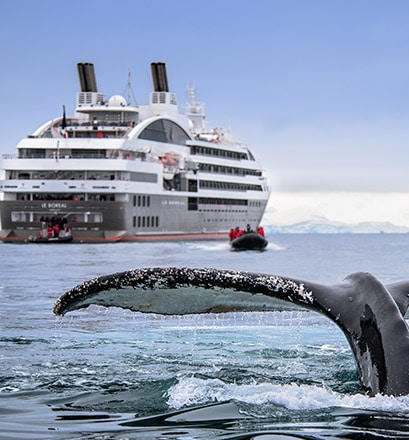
53;267;409;397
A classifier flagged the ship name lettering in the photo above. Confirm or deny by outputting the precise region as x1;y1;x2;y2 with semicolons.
46;202;67;209
162;200;185;206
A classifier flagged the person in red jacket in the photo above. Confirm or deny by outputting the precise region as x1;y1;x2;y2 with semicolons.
256;226;265;237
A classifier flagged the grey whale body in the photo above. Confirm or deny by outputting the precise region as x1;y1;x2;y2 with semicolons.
53;267;409;397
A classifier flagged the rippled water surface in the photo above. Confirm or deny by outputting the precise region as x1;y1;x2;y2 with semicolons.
1;234;409;439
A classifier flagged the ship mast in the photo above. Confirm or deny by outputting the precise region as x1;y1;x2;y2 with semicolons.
123;68;137;106
186;84;206;134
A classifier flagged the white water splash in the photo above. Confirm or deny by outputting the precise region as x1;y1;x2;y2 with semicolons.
188;242;231;251
266;241;286;251
167;376;409;413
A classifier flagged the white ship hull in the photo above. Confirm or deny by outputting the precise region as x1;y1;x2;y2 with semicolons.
0;62;270;243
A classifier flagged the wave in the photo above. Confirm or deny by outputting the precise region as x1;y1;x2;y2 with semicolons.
167;376;409;413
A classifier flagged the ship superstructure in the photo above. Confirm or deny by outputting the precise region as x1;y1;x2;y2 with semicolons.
0;62;270;242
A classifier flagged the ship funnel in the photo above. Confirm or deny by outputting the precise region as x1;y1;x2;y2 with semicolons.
77;62;98;92
150;62;169;92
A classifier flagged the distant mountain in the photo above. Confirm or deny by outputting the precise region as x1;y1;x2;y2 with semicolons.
265;218;409;234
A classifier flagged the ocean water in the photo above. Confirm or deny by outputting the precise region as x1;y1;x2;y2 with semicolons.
1;233;409;439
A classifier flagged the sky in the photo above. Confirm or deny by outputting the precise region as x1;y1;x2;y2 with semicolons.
1;0;409;226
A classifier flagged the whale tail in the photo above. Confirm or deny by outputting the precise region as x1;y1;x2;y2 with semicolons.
53;267;409;396
385;280;409;317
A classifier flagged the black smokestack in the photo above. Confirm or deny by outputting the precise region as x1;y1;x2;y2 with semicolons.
150;62;169;92
77;62;98;92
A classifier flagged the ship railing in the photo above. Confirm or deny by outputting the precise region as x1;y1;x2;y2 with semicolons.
75;121;135;128
9;153;148;160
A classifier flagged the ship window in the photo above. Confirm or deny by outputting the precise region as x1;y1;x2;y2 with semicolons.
71;149;107;158
95;213;103;222
189;145;248;161
198;198;248;206
68;213;103;223
139;119;190;145
10;211;103;224
11;212;28;222
188;197;198;211
199;180;262;192
136;195;151;207
188;180;197;192
18;149;46;159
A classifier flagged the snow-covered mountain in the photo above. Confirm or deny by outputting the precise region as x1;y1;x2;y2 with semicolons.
262;193;409;234
264;217;409;234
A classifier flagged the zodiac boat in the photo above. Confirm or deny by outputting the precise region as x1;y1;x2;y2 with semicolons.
231;232;268;251
27;235;73;244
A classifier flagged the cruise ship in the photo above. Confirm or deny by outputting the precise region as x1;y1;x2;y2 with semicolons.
0;62;270;243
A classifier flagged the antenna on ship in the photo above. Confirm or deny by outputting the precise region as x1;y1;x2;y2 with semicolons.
122;68;138;106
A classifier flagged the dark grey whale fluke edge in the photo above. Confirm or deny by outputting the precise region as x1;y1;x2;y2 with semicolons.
53;267;409;397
